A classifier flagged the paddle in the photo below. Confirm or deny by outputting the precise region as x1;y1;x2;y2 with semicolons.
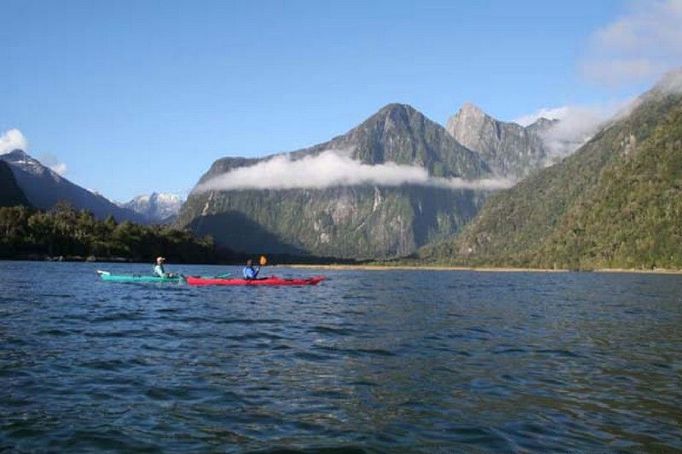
254;255;268;280
216;272;232;278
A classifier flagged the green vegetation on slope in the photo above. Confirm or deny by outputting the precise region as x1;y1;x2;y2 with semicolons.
0;202;220;262
537;95;682;269
422;88;682;270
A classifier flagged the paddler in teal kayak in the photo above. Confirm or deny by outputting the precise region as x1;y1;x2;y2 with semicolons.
153;256;177;278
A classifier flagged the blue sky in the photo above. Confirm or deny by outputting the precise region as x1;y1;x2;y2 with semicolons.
1;0;677;201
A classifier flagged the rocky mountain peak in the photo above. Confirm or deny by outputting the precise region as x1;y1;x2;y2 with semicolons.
457;102;489;120
2;149;30;163
377;102;415;115
177;103;493;259
445;103;498;142
1;149;59;179
445;103;550;179
361;103;423;131
294;102;489;177
528;117;557;129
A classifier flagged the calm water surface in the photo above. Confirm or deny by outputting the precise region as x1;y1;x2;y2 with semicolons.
1;261;681;452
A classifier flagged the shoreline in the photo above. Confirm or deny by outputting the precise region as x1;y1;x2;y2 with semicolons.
3;257;680;275
287;264;682;275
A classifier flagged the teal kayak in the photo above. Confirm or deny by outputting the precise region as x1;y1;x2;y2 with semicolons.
96;270;183;283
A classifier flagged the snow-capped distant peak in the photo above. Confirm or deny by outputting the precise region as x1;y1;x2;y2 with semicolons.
154;192;182;203
121;192;184;223
133;194;151;204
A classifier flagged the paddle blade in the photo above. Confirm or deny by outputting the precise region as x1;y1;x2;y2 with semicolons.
259;255;268;266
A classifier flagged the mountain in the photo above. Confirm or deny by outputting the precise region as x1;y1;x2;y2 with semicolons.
176;104;493;259
423;74;682;269
0;160;30;207
445;103;555;179
0;149;147;223
201;103;490;180
121;192;184;223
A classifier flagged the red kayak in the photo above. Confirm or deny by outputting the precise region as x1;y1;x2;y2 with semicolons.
185;275;326;286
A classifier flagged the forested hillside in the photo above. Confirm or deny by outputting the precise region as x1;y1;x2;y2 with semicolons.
422;79;682;269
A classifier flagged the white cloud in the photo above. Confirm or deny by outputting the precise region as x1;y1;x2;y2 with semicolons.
0;129;68;175
539;106;610;160
581;0;682;87
38;153;68;176
655;69;682;94
0;128;28;155
194;150;514;193
514;99;636;163
49;162;68;176
515;1;682;163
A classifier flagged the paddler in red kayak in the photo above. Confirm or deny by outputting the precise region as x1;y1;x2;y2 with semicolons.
243;256;267;280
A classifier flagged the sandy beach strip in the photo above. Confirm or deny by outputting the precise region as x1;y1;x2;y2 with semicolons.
286;264;682;275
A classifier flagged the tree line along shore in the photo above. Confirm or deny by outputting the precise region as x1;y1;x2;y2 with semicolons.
0;203;355;265
2;203;680;274
0;203;221;264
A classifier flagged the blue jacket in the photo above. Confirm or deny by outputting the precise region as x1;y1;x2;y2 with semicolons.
243;265;260;279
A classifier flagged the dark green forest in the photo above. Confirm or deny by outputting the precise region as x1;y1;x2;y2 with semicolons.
0;202;223;263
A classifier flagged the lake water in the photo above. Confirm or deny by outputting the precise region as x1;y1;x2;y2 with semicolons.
1;261;681;452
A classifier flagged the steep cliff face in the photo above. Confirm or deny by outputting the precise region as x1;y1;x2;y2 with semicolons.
177;104;492;259
445;103;555;179
181;186;487;259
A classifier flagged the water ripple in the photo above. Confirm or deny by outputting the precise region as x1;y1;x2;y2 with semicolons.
1;262;681;452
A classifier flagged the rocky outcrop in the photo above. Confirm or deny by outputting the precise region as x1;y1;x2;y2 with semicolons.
445;103;555;179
